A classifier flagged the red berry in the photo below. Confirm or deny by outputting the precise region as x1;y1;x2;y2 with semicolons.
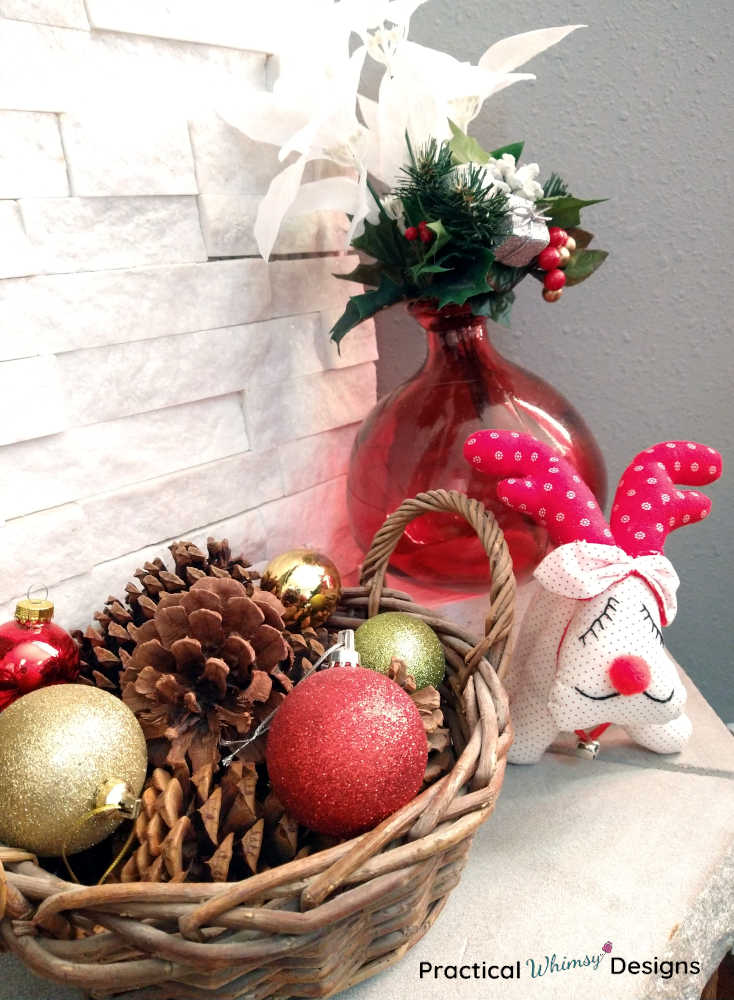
548;226;568;248
419;226;434;244
404;226;418;241
544;268;566;291
537;246;561;271
418;219;429;230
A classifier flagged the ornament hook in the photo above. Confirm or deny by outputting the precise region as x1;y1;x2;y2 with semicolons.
219;630;358;767
26;583;49;604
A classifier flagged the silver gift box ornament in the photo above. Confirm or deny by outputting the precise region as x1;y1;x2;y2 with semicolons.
494;195;550;268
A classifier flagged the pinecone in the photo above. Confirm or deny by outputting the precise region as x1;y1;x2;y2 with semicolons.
120;575;292;776
75;538;260;696
120;763;266;883
387;657;453;784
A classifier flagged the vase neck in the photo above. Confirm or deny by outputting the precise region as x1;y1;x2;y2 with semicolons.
409;302;502;367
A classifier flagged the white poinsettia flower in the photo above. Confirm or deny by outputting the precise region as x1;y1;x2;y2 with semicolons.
221;46;372;259
479;25;585;74
372;42;534;186
366;25;584;186
345;0;427;67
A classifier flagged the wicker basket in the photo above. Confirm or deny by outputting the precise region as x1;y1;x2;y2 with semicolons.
0;489;515;1000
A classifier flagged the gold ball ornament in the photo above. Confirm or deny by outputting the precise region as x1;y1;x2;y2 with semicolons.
261;548;341;628
564;235;577;253
354;612;445;689
557;245;571;267
0;685;147;856
543;288;563;302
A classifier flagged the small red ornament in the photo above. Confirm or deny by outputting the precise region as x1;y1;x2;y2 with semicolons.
266;666;427;837
0;597;79;711
548;226;569;247
404;226;418;241
537;246;561;271
543;268;567;291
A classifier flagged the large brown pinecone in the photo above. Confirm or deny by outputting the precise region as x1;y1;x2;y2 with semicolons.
76;537;329;699
75;538;261;695
120;575;293;776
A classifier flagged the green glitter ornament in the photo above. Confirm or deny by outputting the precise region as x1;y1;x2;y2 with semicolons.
354;612;445;690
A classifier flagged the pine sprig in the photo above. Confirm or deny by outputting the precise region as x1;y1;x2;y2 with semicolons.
542;172;569;198
396;141;510;257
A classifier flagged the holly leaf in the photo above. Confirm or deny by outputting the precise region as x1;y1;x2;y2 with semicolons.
333;261;384;287
428;249;494;308
566;228;594;250
536;196;607;229
409;261;451;282
489;141;524;161
351;215;408;273
468;289;515;325
563;249;609;286
448;120;490;164
329;275;405;347
425;220;452;256
486;260;526;293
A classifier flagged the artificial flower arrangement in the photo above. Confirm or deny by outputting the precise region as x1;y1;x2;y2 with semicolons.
223;1;609;344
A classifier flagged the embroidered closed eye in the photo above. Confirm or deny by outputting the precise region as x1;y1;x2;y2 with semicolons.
578;595;620;646
641;603;664;645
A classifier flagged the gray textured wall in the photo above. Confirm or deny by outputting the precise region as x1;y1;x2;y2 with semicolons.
375;0;733;719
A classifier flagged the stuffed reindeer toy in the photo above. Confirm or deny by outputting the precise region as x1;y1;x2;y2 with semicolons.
464;431;722;763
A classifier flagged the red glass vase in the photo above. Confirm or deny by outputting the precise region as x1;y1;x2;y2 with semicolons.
347;301;607;593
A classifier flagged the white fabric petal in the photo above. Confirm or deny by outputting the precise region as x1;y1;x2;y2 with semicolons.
254;156;309;261
285;175;362;217
479;25;585;74
218;93;309;148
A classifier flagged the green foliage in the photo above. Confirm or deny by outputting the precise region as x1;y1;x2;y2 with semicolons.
537;195;607;229
448;123;524;165
427;249;495;308
448;120;490;164
563;249;609;286
333;261;383;287
351;215;409;283
489;141;524;161
542;172;570;198
330;275;404;347
566;227;594;250
489;290;515;326
397;140;510;258
329;132;609;345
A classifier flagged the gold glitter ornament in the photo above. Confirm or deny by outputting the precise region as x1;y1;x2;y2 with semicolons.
261;548;341;629
0;685;147;857
354;613;445;690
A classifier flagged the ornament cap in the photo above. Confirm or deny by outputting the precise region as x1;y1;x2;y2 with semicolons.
15;597;54;624
96;779;141;819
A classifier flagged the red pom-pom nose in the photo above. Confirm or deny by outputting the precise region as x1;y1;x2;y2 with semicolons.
608;655;651;696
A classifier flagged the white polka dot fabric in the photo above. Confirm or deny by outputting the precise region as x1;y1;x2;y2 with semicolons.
463;431;723;764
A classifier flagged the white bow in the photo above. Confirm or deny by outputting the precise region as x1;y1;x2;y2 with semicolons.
534;541;680;626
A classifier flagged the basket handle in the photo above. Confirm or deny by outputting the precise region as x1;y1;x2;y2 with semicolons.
359;489;516;688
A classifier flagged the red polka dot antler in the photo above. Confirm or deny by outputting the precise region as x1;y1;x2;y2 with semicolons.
610;441;722;557
463;430;611;546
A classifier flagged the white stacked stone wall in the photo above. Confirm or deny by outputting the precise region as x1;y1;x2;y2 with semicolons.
0;3;377;626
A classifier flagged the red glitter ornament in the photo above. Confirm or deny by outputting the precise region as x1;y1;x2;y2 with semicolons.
0;597;79;712
266;667;428;837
